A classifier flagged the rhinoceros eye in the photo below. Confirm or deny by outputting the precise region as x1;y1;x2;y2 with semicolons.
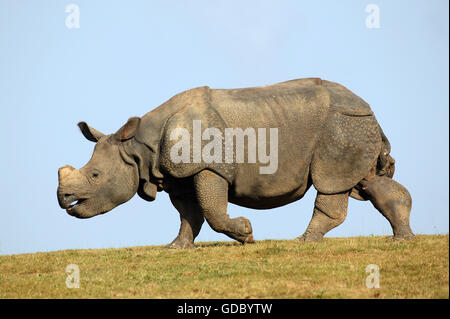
91;172;100;178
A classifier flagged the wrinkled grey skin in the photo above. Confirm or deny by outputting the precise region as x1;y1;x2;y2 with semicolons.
57;78;414;248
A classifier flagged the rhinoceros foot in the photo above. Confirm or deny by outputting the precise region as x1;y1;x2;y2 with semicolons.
297;232;324;242
391;225;415;241
392;233;416;241
166;237;196;249
230;217;255;245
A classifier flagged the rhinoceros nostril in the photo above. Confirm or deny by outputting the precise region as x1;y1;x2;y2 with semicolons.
64;193;74;198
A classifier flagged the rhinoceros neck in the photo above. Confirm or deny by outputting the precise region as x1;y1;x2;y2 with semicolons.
122;138;162;201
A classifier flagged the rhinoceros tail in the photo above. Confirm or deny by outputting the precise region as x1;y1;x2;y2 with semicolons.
376;126;395;178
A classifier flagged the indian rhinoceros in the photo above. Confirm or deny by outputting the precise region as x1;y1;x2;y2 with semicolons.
57;78;414;248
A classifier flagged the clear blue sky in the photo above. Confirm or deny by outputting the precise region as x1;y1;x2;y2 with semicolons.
0;0;448;255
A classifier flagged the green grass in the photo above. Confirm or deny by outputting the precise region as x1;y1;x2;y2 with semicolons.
0;235;448;299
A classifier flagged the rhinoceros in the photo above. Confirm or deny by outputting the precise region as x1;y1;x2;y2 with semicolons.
57;78;414;248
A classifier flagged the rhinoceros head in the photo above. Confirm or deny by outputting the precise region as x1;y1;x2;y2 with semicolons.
57;118;143;218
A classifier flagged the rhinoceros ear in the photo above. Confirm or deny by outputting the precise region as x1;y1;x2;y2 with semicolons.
116;117;141;141
78;122;105;142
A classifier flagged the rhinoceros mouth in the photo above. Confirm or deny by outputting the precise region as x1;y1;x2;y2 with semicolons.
66;198;87;212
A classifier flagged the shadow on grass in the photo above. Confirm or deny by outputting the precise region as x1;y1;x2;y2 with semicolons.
196;241;243;248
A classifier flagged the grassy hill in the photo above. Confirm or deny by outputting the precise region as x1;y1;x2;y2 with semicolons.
0;235;448;299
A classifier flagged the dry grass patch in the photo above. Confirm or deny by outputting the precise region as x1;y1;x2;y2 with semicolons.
0;235;447;299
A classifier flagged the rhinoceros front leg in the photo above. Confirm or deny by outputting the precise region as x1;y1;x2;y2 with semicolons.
167;194;204;249
194;170;254;244
360;176;414;240
298;191;350;242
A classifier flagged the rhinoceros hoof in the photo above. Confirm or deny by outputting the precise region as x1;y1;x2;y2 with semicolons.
166;238;196;249
392;233;415;241
233;232;255;245
242;234;255;244
297;232;324;242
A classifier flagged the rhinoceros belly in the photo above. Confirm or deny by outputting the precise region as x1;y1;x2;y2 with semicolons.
228;170;312;209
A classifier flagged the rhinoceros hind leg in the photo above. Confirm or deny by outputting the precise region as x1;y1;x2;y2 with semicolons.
360;176;414;240
298;191;350;242
167;194;204;249
194;170;254;244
